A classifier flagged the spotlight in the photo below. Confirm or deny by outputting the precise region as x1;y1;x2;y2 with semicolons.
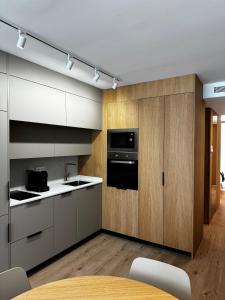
112;78;118;90
66;54;74;70
93;68;100;82
17;29;26;49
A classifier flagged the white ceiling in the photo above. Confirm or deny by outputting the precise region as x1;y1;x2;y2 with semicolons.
0;0;225;89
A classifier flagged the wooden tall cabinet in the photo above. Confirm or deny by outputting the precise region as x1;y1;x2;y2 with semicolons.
79;74;205;255
139;91;204;253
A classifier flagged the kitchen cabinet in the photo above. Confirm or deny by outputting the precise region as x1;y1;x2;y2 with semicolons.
0;73;8;111
0;111;8;217
9;76;66;126
9;143;55;159
54;184;102;254
103;187;138;237
10;197;53;242
54;192;78;255
54;143;91;157
0;215;9;272
11;227;54;272
76;184;102;242
0;51;7;74
66;93;102;130
139;97;164;244
139;91;204;253
106;101;138;129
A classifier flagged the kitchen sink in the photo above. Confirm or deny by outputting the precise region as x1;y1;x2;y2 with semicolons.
10;190;40;201
63;180;91;187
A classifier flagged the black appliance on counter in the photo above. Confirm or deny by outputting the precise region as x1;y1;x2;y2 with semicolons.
107;129;138;190
26;170;49;192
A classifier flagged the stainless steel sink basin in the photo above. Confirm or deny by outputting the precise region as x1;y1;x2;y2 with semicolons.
63;180;91;187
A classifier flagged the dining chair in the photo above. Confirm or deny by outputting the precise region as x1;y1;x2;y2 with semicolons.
129;257;191;300
0;267;31;300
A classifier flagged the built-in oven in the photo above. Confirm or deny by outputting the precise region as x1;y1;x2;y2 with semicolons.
107;152;138;190
107;129;138;153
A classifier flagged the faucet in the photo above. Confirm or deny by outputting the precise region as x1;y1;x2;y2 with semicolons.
64;162;77;181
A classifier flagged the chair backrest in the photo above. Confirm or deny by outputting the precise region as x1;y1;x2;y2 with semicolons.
0;267;31;300
129;257;191;300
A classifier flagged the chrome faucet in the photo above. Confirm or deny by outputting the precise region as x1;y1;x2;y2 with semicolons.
64;162;77;181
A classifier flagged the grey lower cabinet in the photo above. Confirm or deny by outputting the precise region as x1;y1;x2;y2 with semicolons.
54;192;78;255
54;184;102;254
0;215;9;272
10;184;102;271
10;198;54;272
76;184;102;242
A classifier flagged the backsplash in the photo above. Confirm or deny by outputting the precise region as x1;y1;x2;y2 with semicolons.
10;156;78;188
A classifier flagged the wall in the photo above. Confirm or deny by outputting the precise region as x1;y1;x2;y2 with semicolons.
10;156;78;188
221;120;225;176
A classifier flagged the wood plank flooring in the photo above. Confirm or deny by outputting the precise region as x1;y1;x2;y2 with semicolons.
29;192;225;300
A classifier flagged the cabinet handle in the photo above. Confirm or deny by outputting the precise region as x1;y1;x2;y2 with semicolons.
61;191;73;197
26;199;42;207
27;231;43;239
8;223;11;243
162;172;165;186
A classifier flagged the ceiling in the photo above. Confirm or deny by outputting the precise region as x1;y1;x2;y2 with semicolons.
0;0;225;89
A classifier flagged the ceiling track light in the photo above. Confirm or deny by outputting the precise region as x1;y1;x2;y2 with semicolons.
17;29;27;49
112;78;118;90
0;18;120;84
93;68;100;82
66;54;74;70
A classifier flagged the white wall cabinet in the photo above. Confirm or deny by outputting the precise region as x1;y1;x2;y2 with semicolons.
66;93;102;130
9;77;66;126
0;51;7;74
0;74;8;111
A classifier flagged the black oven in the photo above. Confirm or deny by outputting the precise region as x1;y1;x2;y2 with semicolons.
107;129;138;152
107;152;138;190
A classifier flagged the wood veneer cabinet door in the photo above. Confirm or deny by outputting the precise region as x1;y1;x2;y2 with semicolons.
163;93;194;252
106;101;138;129
102;187;138;237
138;97;164;244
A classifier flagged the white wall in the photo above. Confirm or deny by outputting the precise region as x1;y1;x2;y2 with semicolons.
220;117;225;176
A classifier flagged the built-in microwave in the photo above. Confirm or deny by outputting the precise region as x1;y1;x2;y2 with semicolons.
107;128;138;152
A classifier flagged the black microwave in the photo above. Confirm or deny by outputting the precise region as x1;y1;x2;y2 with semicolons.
107;129;138;152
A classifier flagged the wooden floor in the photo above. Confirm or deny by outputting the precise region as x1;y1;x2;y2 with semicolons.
29;192;225;300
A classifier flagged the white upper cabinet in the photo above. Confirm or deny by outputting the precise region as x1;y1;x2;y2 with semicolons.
9;77;66;126
66;93;102;130
0;51;7;74
0;73;7;111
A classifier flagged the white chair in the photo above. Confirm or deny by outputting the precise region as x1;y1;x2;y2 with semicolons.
0;267;31;300
129;257;191;300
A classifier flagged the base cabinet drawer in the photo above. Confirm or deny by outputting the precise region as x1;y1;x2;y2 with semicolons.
10;198;53;242
10;227;54;271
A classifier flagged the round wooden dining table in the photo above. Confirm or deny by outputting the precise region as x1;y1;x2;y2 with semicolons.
13;275;177;299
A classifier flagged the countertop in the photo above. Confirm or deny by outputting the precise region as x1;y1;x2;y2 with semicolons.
10;175;103;207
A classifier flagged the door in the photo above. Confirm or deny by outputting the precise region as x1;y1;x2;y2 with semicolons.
9;77;66;126
77;185;102;242
54;193;77;254
66;93;102;130
138;97;164;244
106;101;138;129
164;93;194;252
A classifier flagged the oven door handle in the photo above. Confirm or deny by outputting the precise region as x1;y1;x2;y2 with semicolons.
109;160;135;164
